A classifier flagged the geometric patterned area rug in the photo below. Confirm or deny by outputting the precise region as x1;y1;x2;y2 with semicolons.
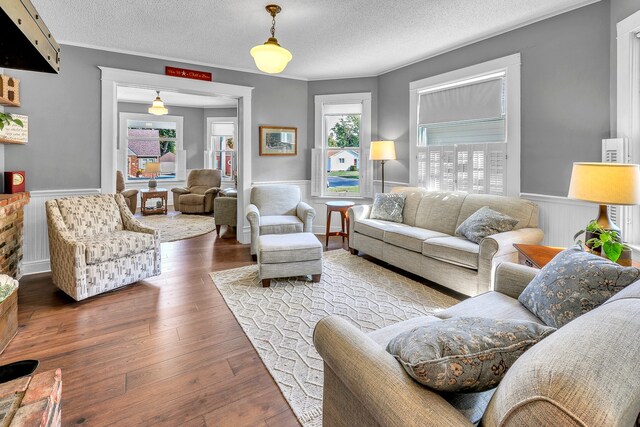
209;250;459;426
137;211;216;243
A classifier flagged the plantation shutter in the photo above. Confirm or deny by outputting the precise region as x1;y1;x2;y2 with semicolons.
417;150;428;188
486;143;507;195
602;138;629;240
425;146;455;191
311;148;324;197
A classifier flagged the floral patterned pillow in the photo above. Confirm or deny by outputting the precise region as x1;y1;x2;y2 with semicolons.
369;193;406;223
519;246;640;328
386;317;555;393
455;206;519;244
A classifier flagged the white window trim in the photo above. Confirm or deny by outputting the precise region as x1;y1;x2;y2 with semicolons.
409;53;521;196
204;117;238;181
118;112;185;184
617;10;640;246
313;92;372;198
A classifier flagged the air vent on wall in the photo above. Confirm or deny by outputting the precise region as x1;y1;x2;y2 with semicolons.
0;0;60;73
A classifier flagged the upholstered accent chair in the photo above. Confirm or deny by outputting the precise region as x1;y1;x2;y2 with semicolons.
46;194;161;301
214;189;237;237
171;169;221;214
116;171;138;214
245;185;315;257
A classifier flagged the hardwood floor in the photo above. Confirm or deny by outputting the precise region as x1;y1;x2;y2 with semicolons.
1;229;352;426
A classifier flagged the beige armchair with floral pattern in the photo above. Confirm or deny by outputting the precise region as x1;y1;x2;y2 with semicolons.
45;194;161;301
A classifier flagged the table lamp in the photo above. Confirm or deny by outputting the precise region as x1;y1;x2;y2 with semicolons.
145;162;161;189
567;162;640;233
370;140;396;193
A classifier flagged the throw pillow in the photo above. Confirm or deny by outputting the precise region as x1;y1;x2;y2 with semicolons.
455;206;518;244
518;246;640;328
386;317;555;393
370;193;406;223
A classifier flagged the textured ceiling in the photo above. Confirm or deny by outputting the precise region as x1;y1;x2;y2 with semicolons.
32;0;598;80
117;87;237;108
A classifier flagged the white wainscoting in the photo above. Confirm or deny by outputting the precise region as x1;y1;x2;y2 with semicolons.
22;188;102;275
520;193;595;247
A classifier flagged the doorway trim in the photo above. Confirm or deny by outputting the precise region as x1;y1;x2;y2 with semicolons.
100;67;253;243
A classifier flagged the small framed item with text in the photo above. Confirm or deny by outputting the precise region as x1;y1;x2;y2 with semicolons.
259;126;297;156
4;171;25;194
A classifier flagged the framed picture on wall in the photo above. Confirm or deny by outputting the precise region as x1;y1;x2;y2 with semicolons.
259;126;297;156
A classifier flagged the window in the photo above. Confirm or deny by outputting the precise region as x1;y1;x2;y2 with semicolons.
312;93;372;197
118;113;185;182
206;118;237;182
409;54;521;196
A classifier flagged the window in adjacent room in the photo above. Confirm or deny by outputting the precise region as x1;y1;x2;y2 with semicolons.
119;113;184;182
206;118;237;182
312;93;372;197
409;54;521;196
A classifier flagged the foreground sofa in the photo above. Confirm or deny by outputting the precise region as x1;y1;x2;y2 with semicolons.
46;194;161;301
348;188;543;296
314;262;640;426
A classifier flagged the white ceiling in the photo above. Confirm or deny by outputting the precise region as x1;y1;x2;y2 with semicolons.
117;86;237;108
33;0;598;80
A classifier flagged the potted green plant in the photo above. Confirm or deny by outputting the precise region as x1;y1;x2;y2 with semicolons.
0;112;23;131
575;223;631;265
573;220;603;250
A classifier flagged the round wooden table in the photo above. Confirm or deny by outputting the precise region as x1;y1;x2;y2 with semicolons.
325;201;355;248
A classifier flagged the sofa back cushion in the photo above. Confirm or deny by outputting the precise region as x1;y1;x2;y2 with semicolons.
413;191;467;235
482;279;640;426
55;195;123;238
250;185;301;216
456;194;538;231
390;187;430;226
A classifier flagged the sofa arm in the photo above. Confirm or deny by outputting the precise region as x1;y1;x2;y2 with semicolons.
115;195;159;238
494;262;538;299
204;187;220;196
121;189;138;198
246;204;261;255
171;187;190;195
347;204;372;247
314;316;473;427
480;228;544;261
296;202;315;232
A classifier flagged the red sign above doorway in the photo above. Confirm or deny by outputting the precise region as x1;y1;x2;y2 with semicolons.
165;67;212;81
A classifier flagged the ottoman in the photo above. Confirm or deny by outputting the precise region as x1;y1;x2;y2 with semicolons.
257;232;323;287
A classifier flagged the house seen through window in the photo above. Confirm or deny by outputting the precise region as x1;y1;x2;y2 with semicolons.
325;113;361;193
126;119;178;181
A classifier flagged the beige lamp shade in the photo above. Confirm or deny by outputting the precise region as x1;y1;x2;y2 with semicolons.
370;141;396;161
568;162;640;205
145;162;161;174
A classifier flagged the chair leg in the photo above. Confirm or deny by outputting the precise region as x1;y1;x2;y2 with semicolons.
325;209;331;248
262;279;271;287
350;248;358;255
312;274;321;283
215;225;221;236
252;254;257;262
340;212;346;244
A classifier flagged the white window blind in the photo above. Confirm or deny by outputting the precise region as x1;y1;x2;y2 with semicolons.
602;138;630;241
419;78;504;125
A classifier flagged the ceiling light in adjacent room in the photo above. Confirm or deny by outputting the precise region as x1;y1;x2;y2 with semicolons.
250;4;292;74
148;91;168;116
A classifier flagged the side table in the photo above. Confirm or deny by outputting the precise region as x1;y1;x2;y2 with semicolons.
140;187;168;216
325;201;355;247
513;244;640;269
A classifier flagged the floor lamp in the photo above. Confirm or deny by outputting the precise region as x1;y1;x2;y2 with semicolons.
370;141;396;193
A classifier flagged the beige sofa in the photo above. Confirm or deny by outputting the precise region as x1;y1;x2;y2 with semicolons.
348;188;543;296
314;262;640;426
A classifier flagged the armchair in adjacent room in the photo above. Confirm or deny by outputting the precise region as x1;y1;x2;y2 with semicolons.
116;171;138;214
245;185;315;256
171;169;221;214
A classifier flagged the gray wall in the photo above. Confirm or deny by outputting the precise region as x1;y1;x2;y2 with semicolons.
376;0;611;196
118;102;212;169
4;45;307;190
307;77;379;178
203;107;237;118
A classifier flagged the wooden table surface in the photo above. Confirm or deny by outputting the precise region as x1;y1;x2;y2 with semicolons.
513;243;640;269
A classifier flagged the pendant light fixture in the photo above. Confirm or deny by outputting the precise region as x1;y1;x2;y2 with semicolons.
250;4;292;74
148;91;168;116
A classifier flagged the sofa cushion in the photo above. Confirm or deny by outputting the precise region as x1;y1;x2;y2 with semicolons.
455;206;518;244
456;193;538;231
368;316;442;347
384;227;448;253
422;236;479;270
387;317;555;392
414;191;467;235
353;219;409;241
259;215;303;235
370;193;406;223
436;291;545;325
56;195;124;239
257;233;322;264
79;231;156;264
179;193;206;205
518;246;640;328
390;187;430;226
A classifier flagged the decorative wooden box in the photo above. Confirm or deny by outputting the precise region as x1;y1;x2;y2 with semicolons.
0;288;18;354
0;76;20;107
